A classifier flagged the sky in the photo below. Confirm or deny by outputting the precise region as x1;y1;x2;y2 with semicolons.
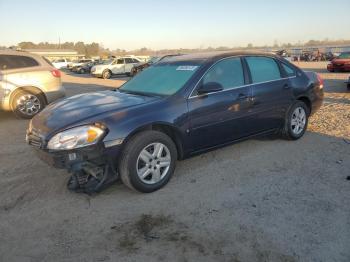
0;0;349;50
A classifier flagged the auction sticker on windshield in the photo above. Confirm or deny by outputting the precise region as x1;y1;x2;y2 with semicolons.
176;65;199;71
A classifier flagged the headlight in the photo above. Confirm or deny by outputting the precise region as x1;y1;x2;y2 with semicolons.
47;125;105;151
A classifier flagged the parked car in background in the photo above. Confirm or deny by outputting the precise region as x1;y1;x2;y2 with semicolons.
0;50;65;118
71;61;97;74
130;54;183;76
130;56;161;76
327;52;350;72
67;59;93;70
26;51;324;193
91;57;141;79
52;58;71;69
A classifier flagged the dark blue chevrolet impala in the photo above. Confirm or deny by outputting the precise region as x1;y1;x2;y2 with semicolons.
26;52;324;193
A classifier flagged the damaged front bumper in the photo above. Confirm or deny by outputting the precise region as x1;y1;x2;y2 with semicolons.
26;131;121;193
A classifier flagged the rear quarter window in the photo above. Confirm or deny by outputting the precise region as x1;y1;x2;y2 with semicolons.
0;55;39;70
246;56;281;83
281;62;296;77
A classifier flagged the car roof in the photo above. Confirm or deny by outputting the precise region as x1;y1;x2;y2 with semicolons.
0;49;42;59
158;51;278;64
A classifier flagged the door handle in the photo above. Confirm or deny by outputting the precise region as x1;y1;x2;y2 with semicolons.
283;84;290;89
237;93;248;100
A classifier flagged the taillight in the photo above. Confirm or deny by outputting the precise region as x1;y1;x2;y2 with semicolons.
316;73;324;89
51;69;61;78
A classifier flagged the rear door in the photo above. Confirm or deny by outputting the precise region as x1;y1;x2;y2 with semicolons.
124;58;136;73
111;58;125;74
244;56;293;131
188;57;253;151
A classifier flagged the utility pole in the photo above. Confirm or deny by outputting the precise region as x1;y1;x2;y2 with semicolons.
59;37;61;49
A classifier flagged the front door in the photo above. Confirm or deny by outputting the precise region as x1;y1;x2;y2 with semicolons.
187;57;253;151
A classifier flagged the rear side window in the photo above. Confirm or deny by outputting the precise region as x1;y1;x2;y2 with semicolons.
125;58;134;64
246;57;281;83
202;57;244;90
281;62;296;77
0;55;39;70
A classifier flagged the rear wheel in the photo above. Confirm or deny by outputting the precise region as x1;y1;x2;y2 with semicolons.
347;84;350;90
119;130;177;193
79;68;85;74
102;70;111;79
281;101;309;140
11;90;46;119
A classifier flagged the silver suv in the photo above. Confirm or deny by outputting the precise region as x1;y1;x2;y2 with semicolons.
0;50;66;118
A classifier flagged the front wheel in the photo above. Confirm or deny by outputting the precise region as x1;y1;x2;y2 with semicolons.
102;70;111;79
281;101;309;140
119;131;177;193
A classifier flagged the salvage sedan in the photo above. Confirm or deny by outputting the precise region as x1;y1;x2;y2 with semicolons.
26;52;324;193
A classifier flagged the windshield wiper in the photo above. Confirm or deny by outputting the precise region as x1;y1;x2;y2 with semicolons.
117;89;158;97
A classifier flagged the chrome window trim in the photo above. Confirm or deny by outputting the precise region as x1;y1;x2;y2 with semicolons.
188;76;296;99
188;55;296;99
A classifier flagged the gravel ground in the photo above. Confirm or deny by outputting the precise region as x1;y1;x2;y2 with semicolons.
0;63;349;262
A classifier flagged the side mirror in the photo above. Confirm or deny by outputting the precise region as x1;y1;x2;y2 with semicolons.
197;82;223;95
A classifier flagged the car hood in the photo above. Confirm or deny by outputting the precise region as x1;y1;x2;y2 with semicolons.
30;90;158;137
332;59;350;64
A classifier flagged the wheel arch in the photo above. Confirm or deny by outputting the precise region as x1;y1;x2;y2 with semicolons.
9;86;48;110
296;96;311;114
122;122;185;160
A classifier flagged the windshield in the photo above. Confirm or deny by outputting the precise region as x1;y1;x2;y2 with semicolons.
120;64;200;96
338;53;350;59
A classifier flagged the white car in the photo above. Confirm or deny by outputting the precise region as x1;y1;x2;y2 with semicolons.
52;58;71;69
67;59;93;70
90;57;141;79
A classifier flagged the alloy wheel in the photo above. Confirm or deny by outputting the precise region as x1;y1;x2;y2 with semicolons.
291;106;306;135
16;94;41;116
136;142;171;184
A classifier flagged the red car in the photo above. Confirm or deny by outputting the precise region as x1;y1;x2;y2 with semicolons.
327;52;350;72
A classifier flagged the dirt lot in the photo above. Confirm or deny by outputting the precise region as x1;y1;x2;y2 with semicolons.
0;63;349;262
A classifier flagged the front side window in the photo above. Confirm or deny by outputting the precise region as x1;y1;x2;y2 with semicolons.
0;55;39;70
338;53;350;59
246;56;281;83
202;57;244;90
117;59;124;64
120;63;199;96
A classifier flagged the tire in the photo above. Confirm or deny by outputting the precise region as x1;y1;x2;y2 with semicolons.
347;84;350;90
79;68;85;74
119;130;177;193
281;101;309;140
102;70;112;79
11;90;46;119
